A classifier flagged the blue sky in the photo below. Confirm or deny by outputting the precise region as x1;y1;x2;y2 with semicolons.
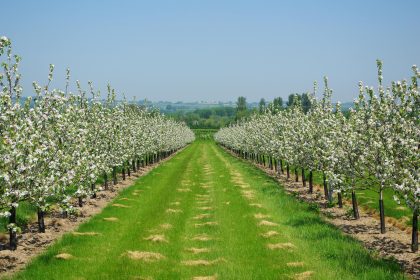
1;0;419;102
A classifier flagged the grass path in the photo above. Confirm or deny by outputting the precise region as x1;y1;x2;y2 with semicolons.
11;140;405;279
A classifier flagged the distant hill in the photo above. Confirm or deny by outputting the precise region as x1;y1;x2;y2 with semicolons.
136;100;259;114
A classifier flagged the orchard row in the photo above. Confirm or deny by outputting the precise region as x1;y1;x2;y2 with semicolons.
0;37;195;249
215;61;419;252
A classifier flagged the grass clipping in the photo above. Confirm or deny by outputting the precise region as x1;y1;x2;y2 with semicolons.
123;251;166;262
144;234;168;243
160;223;172;230
103;217;119;222
258;220;278;227
112;203;131;208
177;188;191;192
261;231;279;238
195;222;218;227
287;262;305;267
186;247;211;254
166;208;183;213
293;271;314;280
254;213;270;219
193;275;218;280
182;258;226;266
55;253;73;260
191;234;213;241
267;242;296;250
193;214;211;220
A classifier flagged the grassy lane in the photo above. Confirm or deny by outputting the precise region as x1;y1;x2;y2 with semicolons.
11;140;405;280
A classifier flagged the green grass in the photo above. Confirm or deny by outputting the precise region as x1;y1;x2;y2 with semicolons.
10;139;406;279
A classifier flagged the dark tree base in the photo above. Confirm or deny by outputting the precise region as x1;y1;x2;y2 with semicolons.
379;199;386;234
338;192;343;208
412;210;418;252
351;191;360;219
37;209;46;233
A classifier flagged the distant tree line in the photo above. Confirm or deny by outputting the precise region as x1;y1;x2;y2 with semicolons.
168;107;236;129
235;93;313;121
168;93;317;128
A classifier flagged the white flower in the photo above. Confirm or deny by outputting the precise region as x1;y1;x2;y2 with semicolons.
0;211;11;218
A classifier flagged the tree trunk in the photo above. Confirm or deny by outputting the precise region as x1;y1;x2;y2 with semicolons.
412;208;418;252
286;164;290;179
351;190;360;219
91;183;96;198
127;162;131;177
295;167;299;182
338;192;343;208
112;166;117;185
302;168;306;188
280;159;284;174
328;187;334;204
9;206;17;250
379;189;386;234
104;172;108;190
37;208;46;233
78;196;83;207
309;170;313;193
122;165;126;181
323;171;329;199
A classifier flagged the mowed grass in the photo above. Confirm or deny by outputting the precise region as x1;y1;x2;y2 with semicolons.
10;140;405;280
